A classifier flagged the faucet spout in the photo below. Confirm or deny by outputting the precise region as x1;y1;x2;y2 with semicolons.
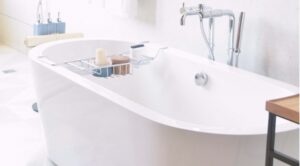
180;14;186;26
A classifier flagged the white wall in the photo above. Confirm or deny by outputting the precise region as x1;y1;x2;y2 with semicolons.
0;0;299;86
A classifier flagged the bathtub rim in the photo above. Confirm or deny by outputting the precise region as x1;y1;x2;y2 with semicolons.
29;38;299;136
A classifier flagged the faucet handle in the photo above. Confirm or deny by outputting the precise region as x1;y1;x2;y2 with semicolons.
198;4;204;11
180;2;186;14
198;4;211;11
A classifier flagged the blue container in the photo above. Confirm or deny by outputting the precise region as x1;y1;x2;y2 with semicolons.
33;23;48;35
93;67;113;77
47;22;57;34
56;21;66;34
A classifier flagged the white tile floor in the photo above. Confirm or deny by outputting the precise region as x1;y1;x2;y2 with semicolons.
0;45;53;166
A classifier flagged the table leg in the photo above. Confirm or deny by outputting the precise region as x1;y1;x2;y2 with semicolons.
266;113;276;166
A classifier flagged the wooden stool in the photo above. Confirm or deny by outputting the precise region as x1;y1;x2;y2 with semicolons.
265;94;299;166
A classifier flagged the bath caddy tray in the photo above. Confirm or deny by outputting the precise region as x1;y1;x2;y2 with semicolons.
38;46;168;78
62;57;133;78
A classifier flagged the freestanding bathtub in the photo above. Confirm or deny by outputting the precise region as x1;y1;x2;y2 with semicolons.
30;39;299;166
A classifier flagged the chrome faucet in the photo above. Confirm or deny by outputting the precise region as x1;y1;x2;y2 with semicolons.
180;3;245;67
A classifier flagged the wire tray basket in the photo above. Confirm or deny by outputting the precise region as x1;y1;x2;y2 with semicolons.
37;45;168;78
63;57;132;78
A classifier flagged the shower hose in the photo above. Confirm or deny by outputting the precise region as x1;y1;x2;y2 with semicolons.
199;16;215;61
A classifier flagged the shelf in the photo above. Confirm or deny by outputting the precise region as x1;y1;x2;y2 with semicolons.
266;94;299;124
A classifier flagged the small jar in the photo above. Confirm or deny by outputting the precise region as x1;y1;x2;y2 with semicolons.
111;55;130;75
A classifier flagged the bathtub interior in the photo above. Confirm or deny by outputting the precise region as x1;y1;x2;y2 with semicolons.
40;40;298;134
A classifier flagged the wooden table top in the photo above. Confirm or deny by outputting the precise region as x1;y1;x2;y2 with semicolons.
266;94;299;124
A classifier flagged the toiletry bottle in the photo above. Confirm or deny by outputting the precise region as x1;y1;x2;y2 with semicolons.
47;13;56;34
56;12;66;34
33;14;48;35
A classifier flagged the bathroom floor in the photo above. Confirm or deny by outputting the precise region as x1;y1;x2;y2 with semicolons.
0;45;51;166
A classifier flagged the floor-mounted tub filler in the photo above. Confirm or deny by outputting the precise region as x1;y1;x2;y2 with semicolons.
30;39;298;166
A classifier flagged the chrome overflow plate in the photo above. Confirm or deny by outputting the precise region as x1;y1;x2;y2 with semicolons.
195;72;208;86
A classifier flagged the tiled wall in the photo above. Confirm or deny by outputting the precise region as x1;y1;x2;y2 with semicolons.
0;0;298;86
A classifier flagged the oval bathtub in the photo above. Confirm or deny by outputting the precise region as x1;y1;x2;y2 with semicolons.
30;39;299;166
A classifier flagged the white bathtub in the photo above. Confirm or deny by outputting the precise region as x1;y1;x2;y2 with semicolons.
30;39;299;166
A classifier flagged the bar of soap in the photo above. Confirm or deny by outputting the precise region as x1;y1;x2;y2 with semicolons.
95;48;109;66
111;55;130;75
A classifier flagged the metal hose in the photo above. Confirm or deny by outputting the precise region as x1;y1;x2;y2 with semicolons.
199;16;215;61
